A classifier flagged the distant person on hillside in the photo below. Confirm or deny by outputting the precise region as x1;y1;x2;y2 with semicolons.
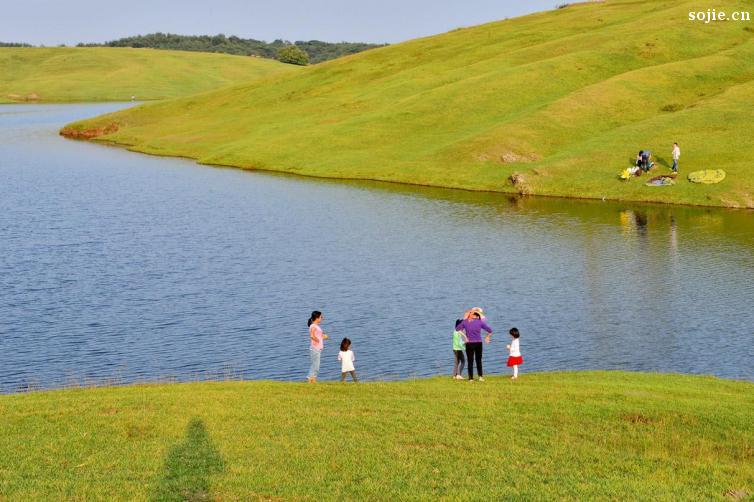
307;311;328;383
338;338;358;382
641;150;654;173
672;142;681;173
456;309;493;382
452;319;468;380
506;328;523;380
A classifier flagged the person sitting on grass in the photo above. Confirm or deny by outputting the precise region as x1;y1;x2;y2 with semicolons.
636;151;644;169
641;150;654;172
338;337;358;382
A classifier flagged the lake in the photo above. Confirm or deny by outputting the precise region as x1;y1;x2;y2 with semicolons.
1;103;752;392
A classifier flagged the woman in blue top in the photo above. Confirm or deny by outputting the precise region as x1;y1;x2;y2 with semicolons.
456;310;493;381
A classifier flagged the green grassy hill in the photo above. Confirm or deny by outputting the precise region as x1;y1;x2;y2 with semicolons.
63;0;754;207
0;47;297;103
1;372;752;500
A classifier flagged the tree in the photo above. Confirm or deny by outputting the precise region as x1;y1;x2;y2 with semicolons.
73;33;384;64
276;45;309;66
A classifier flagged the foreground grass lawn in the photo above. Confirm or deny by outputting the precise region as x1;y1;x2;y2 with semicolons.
1;372;752;500
0;47;297;102
64;0;754;208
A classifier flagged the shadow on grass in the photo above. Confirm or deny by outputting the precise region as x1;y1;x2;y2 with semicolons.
152;418;225;501
655;155;670;168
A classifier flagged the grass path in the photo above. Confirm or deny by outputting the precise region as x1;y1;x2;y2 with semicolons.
1;372;752;500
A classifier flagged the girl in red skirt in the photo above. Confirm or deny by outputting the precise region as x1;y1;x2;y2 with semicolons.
506;328;523;380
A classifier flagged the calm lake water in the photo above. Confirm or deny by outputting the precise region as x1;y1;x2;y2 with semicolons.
1;103;753;392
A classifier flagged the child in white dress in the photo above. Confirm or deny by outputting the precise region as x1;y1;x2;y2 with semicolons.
338;338;358;382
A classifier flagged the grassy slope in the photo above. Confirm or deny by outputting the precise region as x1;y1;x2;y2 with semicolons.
0;373;752;500
65;0;754;208
0;47;297;102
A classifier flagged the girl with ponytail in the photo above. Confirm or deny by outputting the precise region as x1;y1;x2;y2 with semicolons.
307;311;328;383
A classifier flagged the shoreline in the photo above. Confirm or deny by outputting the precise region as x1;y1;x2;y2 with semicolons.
60;131;754;211
5;369;752;397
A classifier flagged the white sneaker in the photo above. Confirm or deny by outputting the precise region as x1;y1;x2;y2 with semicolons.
478;377;485;382
454;375;464;380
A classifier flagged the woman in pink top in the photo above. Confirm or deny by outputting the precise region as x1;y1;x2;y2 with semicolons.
307;311;328;383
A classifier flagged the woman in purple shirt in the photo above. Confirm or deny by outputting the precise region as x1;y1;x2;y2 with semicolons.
456;310;493;381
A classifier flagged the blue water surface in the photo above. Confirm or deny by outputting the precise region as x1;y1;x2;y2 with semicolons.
1;103;752;392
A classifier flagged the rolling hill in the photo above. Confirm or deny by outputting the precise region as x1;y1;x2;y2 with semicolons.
0;47;298;103
61;0;754;207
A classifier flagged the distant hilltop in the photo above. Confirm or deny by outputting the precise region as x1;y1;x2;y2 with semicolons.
73;33;387;64
0;46;299;103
